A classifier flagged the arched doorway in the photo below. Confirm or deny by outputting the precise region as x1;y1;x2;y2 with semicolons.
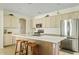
19;18;26;34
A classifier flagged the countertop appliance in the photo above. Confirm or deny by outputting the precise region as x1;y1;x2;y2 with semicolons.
60;19;79;51
33;29;44;36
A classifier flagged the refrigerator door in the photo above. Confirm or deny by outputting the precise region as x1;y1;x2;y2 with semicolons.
61;38;78;51
60;19;78;39
60;19;79;51
60;20;70;37
69;19;78;39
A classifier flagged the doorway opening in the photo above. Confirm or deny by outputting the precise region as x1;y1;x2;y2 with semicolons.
19;18;26;34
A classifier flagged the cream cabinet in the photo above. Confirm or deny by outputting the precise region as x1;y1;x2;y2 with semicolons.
33;19;38;28
60;11;79;20
33;11;79;28
50;16;56;28
71;11;79;18
33;18;46;28
33;16;60;28
4;16;12;27
44;17;51;28
38;18;46;28
11;16;17;28
50;15;61;28
55;15;62;28
33;17;51;28
67;12;79;19
4;34;13;46
4;15;17;28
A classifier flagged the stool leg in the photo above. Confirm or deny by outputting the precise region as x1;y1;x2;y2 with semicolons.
21;41;28;55
15;40;19;55
20;41;26;55
19;42;22;55
15;40;28;55
15;44;17;54
22;42;27;55
25;43;28;55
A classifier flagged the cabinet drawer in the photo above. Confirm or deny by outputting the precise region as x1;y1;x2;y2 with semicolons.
4;34;12;46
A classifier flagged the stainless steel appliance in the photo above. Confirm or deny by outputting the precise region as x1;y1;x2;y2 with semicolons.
36;24;42;28
60;19;79;51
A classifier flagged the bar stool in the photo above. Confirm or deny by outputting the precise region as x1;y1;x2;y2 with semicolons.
15;40;28;55
28;42;39;55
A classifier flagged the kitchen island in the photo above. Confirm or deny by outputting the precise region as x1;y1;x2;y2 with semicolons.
13;34;66;55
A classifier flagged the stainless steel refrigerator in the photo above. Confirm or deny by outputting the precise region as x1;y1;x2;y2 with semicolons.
60;19;79;52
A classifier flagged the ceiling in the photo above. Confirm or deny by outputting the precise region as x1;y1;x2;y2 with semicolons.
0;3;79;17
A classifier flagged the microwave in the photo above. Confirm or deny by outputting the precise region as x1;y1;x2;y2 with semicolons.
36;24;42;28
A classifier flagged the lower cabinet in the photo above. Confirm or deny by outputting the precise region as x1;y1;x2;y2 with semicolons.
4;34;13;46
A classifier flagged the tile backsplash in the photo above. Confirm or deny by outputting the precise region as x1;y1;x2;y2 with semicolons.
35;28;60;35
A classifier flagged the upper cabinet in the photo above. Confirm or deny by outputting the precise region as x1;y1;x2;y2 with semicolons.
11;16;18;28
44;17;51;28
54;15;61;28
60;11;79;20
33;11;79;28
50;15;62;28
33;17;46;28
50;16;56;28
4;15;17;28
33;16;60;28
33;17;51;28
4;15;11;27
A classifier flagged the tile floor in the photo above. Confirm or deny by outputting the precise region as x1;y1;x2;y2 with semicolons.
0;45;78;55
0;45;15;55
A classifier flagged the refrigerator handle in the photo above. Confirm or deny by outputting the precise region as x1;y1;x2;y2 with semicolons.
67;21;70;37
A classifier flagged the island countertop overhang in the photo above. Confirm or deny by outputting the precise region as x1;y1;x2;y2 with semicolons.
12;34;66;43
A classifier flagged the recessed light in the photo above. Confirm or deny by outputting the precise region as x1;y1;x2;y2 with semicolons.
45;15;49;17
9;14;14;16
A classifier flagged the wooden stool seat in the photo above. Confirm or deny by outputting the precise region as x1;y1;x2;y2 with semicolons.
28;42;39;55
15;40;28;55
15;40;39;55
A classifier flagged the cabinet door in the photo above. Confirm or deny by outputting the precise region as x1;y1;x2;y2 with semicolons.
4;15;17;28
33;19;38;28
50;16;56;28
33;17;51;28
44;17;51;28
4;34;12;46
11;16;18;28
60;13;69;20
69;12;79;19
55;15;61;28
33;18;45;28
4;16;12;27
39;18;45;28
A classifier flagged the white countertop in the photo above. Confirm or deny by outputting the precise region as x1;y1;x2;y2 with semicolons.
13;34;66;44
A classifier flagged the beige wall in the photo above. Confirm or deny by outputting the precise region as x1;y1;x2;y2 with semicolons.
0;10;4;48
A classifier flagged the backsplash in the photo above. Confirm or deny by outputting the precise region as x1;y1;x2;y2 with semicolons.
35;28;60;35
